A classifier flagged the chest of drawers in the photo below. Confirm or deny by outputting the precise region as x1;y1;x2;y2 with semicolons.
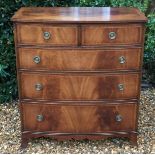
11;7;147;148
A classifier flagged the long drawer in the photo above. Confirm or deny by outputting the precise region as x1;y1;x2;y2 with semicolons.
20;72;140;100
18;48;142;71
22;103;137;132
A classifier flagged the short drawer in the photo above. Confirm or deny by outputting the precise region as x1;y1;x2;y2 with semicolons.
22;103;137;132
82;24;143;46
20;72;140;100
16;24;78;46
18;48;142;71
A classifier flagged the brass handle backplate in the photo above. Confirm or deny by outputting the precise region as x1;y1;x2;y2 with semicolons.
109;32;116;40
119;56;126;64
36;114;44;122
118;84;124;91
33;56;41;64
115;114;123;122
43;31;51;40
35;83;43;91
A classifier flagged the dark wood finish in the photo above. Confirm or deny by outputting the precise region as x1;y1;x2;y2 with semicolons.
21;130;137;148
11;7;147;148
22;103;137;132
11;7;147;23
18;47;142;71
82;24;143;45
16;24;78;46
20;72;140;100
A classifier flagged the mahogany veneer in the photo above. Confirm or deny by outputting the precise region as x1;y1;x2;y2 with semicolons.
23;103;137;132
18;48;142;71
20;72;140;100
17;24;78;46
11;7;147;148
82;24;143;45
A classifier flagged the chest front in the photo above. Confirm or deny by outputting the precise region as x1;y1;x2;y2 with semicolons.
11;7;147;148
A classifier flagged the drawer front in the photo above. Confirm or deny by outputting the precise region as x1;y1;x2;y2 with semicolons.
22;103;137;132
82;24;143;46
18;48;141;71
17;24;78;46
20;73;140;100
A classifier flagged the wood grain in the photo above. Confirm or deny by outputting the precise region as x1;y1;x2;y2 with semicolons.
20;72;140;100
11;7;147;148
11;7;147;23
82;24;143;45
22;103;137;132
17;24;78;45
18;47;142;71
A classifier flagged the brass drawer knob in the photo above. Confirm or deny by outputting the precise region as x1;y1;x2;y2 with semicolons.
119;56;126;64
35;83;43;91
115;114;123;122
33;56;41;64
118;84;124;91
109;32;116;40
36;114;44;122
43;31;51;40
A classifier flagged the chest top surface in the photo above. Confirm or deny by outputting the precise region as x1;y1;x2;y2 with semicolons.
11;7;147;23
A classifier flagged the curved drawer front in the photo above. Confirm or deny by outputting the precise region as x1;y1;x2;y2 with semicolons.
82;24;143;46
23;103;137;132
20;73;140;100
18;48;141;71
17;24;78;46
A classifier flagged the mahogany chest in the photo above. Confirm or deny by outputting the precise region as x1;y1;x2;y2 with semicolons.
11;7;147;148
